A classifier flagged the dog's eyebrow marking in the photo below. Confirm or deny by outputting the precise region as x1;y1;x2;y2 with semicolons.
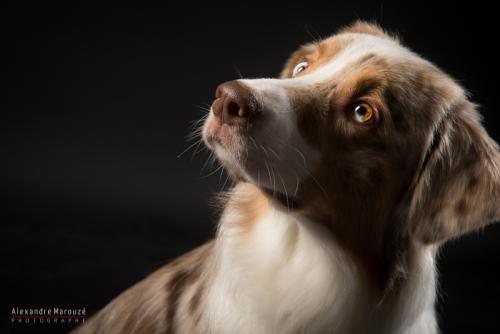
349;77;383;102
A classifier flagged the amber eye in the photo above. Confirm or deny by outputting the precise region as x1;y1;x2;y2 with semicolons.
353;103;374;123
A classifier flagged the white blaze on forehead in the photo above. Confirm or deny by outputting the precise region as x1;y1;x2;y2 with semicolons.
250;33;424;91
288;33;422;87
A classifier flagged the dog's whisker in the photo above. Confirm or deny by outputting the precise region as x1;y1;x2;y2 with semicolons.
197;106;211;112
232;64;244;79
294;162;328;199
190;113;208;125
177;140;202;159
186;131;201;141
292;147;307;167
194;102;213;112
249;136;259;150
186;126;205;143
221;171;231;191
201;151;215;172
304;24;322;44
188;115;209;135
308;171;328;199
260;144;270;158
187;124;204;135
293;171;300;197
264;161;273;189
270;165;277;197
243;139;251;162
189;140;204;161
218;165;225;184
277;172;290;211
200;163;224;178
268;147;280;160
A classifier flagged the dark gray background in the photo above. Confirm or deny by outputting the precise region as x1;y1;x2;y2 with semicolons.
1;2;499;333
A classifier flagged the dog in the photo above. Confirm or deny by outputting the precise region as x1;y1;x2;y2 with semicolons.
73;21;500;334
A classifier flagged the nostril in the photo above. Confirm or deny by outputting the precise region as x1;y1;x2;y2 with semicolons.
226;101;242;118
213;80;260;126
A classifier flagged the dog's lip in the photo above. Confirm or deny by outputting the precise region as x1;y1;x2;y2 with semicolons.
204;118;234;146
261;187;301;209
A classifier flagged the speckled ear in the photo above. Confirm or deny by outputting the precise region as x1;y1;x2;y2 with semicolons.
407;101;500;244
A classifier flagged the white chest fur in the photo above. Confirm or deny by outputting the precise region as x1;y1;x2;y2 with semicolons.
206;204;438;334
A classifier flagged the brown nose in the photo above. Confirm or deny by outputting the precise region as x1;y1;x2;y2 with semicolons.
211;81;260;126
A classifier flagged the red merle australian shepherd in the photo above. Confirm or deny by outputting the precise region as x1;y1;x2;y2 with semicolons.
74;21;500;334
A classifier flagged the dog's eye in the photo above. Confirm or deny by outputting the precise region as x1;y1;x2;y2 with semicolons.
353;103;374;123
292;62;309;77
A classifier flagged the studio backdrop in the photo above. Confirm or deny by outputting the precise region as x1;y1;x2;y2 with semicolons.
2;2;499;333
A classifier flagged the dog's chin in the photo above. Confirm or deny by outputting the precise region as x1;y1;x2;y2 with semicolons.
210;147;301;209
224;156;301;209
205;141;248;183
221;166;301;209
204;128;301;209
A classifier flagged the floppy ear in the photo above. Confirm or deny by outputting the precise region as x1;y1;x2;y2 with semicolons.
407;100;500;244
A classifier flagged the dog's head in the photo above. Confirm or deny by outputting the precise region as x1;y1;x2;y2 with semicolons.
202;21;500;251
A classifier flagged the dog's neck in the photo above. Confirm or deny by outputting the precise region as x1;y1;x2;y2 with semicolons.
207;182;438;334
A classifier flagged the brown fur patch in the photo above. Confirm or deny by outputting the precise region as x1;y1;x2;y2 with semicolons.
408;103;500;243
189;284;204;315
468;175;479;190
165;265;202;333
225;182;269;234
455;199;468;215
